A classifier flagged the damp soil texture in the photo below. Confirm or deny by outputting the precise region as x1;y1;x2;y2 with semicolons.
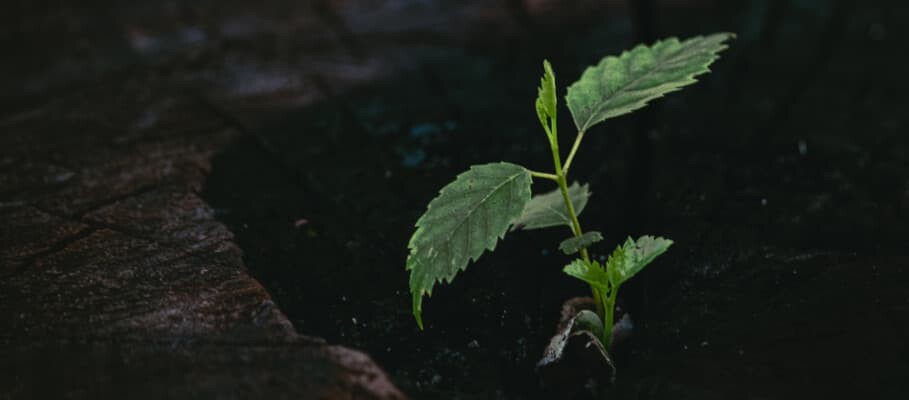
4;1;909;399
202;1;909;399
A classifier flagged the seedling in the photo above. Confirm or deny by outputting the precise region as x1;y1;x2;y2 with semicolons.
405;33;732;350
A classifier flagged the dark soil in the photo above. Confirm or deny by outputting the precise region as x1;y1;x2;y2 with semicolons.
202;1;909;399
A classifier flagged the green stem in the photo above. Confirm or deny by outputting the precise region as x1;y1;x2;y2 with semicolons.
528;170;559;181
602;284;618;349
546;130;605;317
562;130;586;174
540;104;605;321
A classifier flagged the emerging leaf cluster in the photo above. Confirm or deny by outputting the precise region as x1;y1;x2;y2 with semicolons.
536;60;558;144
564;236;673;307
405;33;732;332
562;236;672;347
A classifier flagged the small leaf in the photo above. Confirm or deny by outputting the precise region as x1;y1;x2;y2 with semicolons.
604;244;626;288
606;235;673;285
567;33;733;132
512;182;590;231
559;231;604;255
572;309;605;338
407;162;532;329
626;235;673;274
563;259;610;292
535;60;557;140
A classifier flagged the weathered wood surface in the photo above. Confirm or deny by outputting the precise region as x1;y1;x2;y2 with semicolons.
0;342;404;399
0;75;406;397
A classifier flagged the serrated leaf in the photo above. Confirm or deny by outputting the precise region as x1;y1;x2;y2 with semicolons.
567;33;733;132
559;231;604;255
605;244;626;287
606;235;673;286
626;235;673;274
512;182;590;231
536;59;557;140
563;259;610;292
407;162;532;329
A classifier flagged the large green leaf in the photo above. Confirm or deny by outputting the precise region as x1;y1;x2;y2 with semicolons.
606;235;673;286
535;59;558;142
566;33;733;132
512;182;590;231
407;162;532;329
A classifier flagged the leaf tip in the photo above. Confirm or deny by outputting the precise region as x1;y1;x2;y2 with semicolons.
412;290;425;330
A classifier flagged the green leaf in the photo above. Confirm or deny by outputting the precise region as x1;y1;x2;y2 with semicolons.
566;33;733;132
606;235;673;286
535;60;557;140
563;259;610;292
572;309;605;338
407;162;532;329
512;182;590;231
558;231;604;255
604;244;626;288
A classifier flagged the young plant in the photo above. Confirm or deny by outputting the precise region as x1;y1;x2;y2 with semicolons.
405;33;732;350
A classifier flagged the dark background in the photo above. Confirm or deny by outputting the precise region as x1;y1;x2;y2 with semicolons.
2;0;907;399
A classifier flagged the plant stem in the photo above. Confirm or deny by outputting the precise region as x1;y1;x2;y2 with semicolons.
540;104;605;320
556;173;605;317
528;170;559;181
557;128;617;348
546;129;605;317
562;130;586;174
602;284;618;349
